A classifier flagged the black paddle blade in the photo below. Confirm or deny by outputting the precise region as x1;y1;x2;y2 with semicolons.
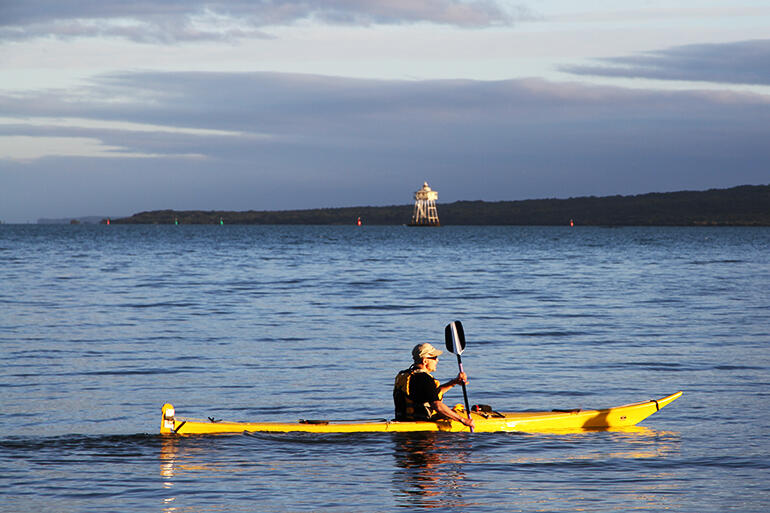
444;320;466;355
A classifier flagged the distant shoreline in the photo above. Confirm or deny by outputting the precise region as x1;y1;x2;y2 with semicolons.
36;184;770;226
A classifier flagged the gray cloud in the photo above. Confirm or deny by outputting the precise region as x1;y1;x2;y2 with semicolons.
1;71;769;222
0;0;524;42
563;39;770;86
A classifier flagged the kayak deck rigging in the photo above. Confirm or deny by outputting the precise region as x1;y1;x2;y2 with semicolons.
160;391;682;435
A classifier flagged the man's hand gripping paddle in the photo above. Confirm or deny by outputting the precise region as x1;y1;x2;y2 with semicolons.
445;320;473;432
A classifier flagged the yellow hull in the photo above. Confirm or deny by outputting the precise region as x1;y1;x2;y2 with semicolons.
160;391;682;435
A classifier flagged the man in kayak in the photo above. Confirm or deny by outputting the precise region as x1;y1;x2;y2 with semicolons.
393;343;475;429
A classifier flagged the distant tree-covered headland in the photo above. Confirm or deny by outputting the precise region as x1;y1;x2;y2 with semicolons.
108;184;770;226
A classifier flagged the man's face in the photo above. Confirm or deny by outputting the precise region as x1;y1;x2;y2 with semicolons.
424;356;438;372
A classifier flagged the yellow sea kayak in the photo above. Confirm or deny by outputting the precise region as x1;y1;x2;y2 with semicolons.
160;391;682;435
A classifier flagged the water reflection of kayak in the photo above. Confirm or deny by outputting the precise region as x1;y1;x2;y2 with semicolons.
160;391;682;435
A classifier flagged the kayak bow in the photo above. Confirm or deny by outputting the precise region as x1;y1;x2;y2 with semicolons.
160;391;682;435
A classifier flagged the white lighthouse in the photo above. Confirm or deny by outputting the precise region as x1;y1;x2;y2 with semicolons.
409;182;440;226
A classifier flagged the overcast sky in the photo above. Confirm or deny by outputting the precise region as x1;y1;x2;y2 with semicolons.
1;1;769;222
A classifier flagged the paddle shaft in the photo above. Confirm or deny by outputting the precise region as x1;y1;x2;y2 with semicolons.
454;353;473;430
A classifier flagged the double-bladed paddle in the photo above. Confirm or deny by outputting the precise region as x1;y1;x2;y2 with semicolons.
445;320;473;431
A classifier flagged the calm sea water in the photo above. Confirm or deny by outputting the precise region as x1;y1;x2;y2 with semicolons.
1;224;768;512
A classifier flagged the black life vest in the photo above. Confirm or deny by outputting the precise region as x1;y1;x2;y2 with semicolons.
393;367;444;421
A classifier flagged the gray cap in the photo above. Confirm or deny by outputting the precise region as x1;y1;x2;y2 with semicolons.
412;343;443;361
